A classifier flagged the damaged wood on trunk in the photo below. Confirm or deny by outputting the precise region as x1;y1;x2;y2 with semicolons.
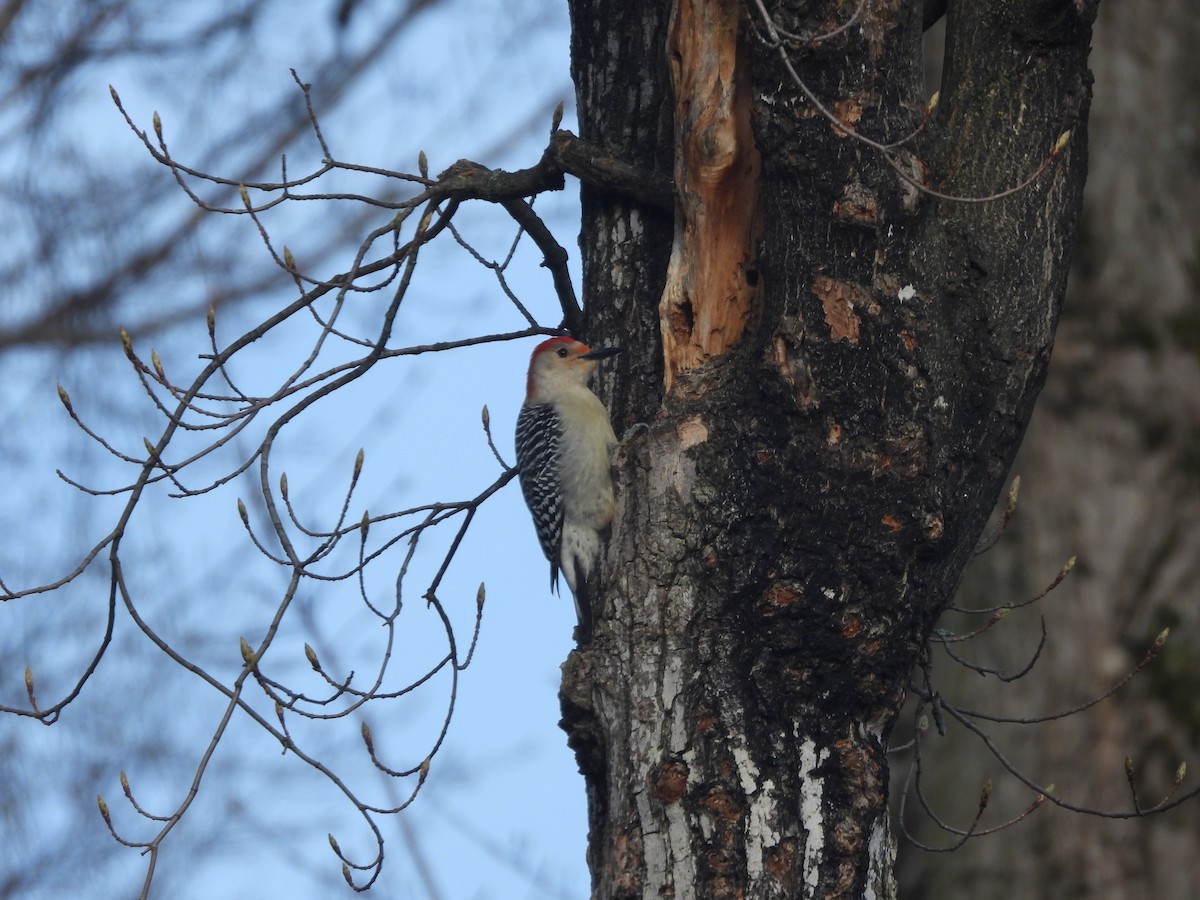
659;0;762;391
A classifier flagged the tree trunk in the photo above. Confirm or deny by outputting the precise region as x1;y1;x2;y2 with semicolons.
562;1;1098;896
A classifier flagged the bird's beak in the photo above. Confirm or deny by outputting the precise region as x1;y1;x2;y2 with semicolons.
580;346;621;361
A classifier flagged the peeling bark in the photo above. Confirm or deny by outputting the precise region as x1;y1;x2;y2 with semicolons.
659;0;761;391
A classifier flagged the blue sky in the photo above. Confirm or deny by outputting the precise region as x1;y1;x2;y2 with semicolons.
1;2;596;896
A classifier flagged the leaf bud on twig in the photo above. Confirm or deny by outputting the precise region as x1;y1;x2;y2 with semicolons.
239;636;255;667
1005;475;1020;514
24;665;37;710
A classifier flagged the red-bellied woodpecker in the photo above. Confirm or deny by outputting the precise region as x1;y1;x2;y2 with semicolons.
515;336;620;637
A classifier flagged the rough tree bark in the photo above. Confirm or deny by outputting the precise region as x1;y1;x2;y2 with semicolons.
561;1;1098;897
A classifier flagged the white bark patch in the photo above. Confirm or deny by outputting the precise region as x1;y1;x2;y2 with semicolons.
799;738;830;896
662;652;688;751
746;778;780;879
897;283;916;303
665;801;697;899
630;587;698;900
657;444;699;507
635;787;669;894
734;747;783;880
732;745;760;795
863;811;897;900
629;207;644;241
856;721;897;899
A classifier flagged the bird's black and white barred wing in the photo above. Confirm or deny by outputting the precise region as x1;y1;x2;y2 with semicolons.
515;402;565;591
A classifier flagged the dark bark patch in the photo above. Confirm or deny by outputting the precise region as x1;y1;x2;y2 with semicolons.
841;614;863;639
649;757;690;804
833;181;880;227
921;510;945;540
832;819;864;855
701;786;743;824
766;837;801;886
861;0;910;62
767;327;818;408
612;828;643;897
763;580;803;608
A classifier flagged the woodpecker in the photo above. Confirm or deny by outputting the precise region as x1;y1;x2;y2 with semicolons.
515;336;620;637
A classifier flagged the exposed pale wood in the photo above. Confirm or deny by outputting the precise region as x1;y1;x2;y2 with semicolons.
659;0;761;391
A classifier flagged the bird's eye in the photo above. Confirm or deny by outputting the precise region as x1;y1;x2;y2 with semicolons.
556;346;569;358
